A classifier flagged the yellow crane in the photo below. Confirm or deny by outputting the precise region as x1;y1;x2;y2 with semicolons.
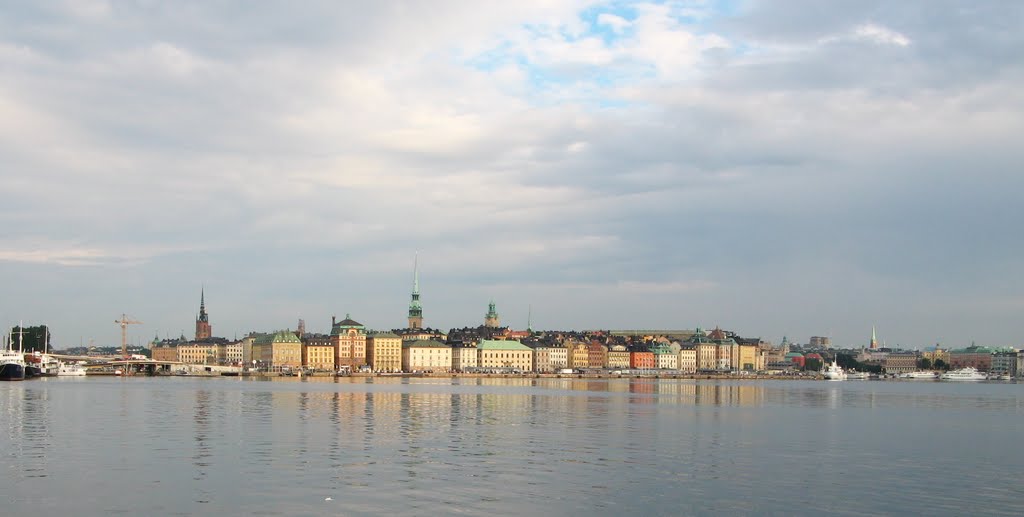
115;314;142;358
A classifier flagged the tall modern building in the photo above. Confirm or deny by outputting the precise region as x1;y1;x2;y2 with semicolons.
195;289;211;341
484;300;500;328
408;254;423;329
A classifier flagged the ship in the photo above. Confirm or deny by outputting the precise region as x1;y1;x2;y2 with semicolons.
822;360;846;381
940;367;987;381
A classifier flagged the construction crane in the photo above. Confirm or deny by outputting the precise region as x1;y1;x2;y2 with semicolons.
115;314;142;358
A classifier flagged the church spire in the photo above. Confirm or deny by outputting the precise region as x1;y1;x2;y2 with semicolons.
407;254;423;329
870;325;878;349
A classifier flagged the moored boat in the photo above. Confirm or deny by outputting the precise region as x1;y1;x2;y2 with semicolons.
822;360;846;381
1;328;27;381
899;371;937;380
940;367;987;381
846;370;870;380
57;361;88;377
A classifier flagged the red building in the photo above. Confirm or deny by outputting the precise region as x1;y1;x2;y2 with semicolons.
630;351;655;369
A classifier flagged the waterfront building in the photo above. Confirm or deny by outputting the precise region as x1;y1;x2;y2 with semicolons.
150;334;179;362
477;339;532;372
367;332;402;372
531;345;552;373
484;301;500;328
949;346;994;371
304;334;335;371
587;342;608;369
451;343;478;371
332;314;367;369
568;341;589;370
884;352;919;374
678;346;697;373
606;344;631;369
195;289;212;341
252;330;302;369
630;351;655;370
1017;351;1024;378
922;347;950;366
402;339;451;372
407;255;423;329
549;344;568;370
178;342;218;365
652;342;678;370
734;344;763;371
991;351;1017;375
224;340;243;365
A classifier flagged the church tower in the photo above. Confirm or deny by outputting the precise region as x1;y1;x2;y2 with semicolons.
195;289;212;341
484;300;500;328
869;326;878;349
407;254;423;329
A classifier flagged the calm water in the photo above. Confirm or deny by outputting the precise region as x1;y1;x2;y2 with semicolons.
2;377;1022;516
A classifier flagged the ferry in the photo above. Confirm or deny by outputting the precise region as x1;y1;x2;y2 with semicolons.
899;371;937;380
940;367;987;382
822;360;846;381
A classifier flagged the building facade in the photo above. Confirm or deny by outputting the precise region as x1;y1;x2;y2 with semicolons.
477;339;532;372
367;333;402;372
332;315;367;369
402;339;452;372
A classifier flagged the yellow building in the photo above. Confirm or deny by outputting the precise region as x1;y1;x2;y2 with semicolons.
678;347;697;373
303;333;335;370
452;344;478;371
735;344;760;371
252;330;302;369
607;344;631;369
402;339;452;372
367;333;402;372
477;339;532;372
178;343;218;365
568;341;589;370
697;343;717;370
922;348;950;365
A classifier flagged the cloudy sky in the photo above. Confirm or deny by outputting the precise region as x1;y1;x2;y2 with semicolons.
1;1;1022;349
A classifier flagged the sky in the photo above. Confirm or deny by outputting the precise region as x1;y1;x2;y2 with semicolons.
1;1;1022;349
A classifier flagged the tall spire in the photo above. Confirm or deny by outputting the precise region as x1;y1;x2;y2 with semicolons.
198;287;208;323
407;253;423;329
870;325;877;349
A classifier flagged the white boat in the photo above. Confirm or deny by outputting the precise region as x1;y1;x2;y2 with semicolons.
846;371;871;380
940;367;987;381
57;361;88;377
822;360;846;381
899;371;937;380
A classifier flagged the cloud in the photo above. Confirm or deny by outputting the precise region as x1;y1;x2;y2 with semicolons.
0;1;1021;347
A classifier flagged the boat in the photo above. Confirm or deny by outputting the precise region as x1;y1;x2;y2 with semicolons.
1;327;27;381
846;370;871;380
822;360;846;381
899;371;937;380
38;354;61;376
940;367;987;381
57;361;88;377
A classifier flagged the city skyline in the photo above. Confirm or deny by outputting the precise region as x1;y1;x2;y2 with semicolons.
2;2;1022;347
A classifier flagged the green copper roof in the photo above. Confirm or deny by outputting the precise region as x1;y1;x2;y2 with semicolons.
477;339;530;351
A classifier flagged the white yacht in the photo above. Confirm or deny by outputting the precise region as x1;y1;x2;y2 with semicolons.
940;367;987;382
899;371;937;380
822;360;846;381
57;361;88;377
846;370;870;380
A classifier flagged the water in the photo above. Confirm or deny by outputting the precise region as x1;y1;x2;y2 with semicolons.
2;377;1022;516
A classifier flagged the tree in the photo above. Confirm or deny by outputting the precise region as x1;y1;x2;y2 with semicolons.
917;357;932;370
934;359;948;370
7;325;50;353
805;358;822;372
